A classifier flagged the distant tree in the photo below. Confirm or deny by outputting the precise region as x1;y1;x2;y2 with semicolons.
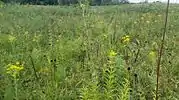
119;0;129;4
93;0;102;5
1;0;129;5
144;0;148;3
153;1;162;3
103;0;113;5
2;0;16;3
0;0;4;5
111;0;120;4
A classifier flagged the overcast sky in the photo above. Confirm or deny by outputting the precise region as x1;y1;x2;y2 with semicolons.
129;0;179;3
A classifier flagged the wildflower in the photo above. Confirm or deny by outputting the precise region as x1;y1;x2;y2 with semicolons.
108;50;117;58
6;63;24;78
108;50;117;65
121;35;130;43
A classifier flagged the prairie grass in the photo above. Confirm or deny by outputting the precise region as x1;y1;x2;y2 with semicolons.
0;3;179;100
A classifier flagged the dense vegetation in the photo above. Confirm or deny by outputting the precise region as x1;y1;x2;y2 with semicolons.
1;0;129;5
0;3;179;100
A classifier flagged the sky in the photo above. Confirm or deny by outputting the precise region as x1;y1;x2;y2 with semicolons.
129;0;179;3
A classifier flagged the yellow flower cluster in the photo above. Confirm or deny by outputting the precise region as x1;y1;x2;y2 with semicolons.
108;50;117;64
121;35;130;43
108;50;117;58
6;62;24;78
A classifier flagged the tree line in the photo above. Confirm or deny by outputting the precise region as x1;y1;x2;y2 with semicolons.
1;0;129;5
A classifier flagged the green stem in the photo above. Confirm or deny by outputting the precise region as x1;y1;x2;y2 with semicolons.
14;76;18;100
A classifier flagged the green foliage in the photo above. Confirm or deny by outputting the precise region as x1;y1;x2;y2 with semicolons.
0;3;179;100
1;0;128;5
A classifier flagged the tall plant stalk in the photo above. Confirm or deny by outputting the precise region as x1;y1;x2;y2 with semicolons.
156;0;170;99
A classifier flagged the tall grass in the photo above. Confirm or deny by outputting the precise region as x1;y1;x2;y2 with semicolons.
0;3;179;100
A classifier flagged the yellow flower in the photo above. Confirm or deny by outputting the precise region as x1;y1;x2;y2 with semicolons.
6;63;24;78
108;50;117;57
121;35;130;43
7;65;23;72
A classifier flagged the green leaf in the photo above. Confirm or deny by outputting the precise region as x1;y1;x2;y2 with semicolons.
4;84;14;100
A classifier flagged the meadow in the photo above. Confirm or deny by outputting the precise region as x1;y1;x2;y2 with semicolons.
0;3;179;100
